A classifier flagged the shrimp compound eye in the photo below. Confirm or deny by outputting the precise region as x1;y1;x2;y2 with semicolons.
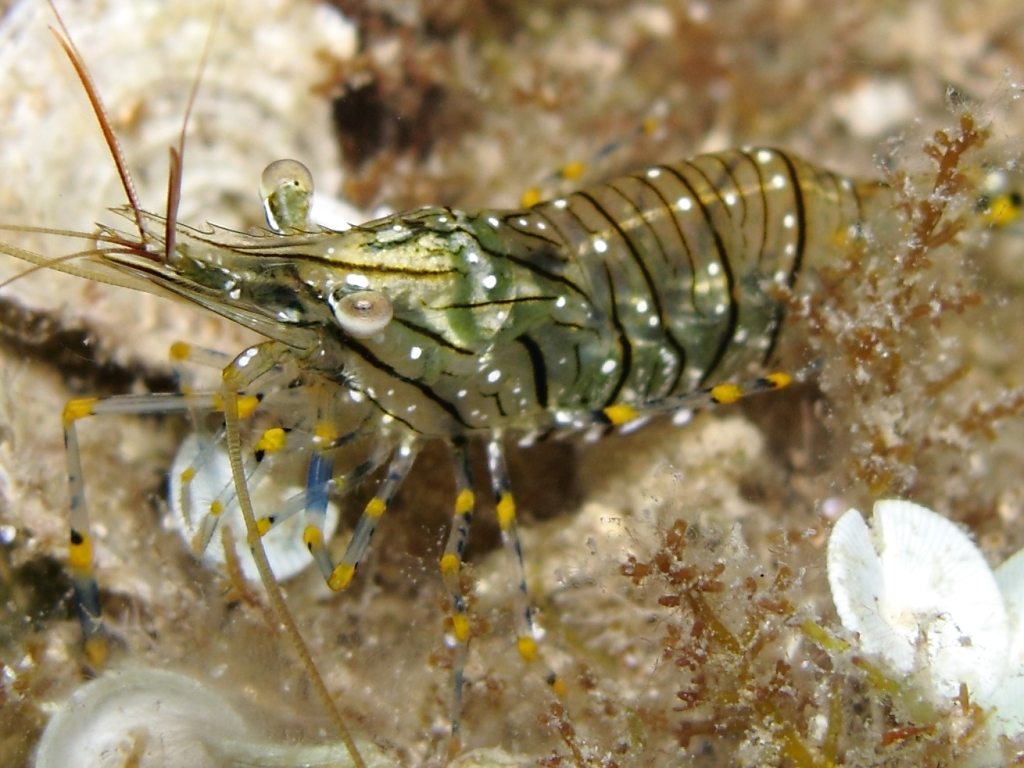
330;289;393;337
260;158;314;233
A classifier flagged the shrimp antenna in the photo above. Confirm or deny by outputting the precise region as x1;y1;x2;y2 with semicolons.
47;1;145;243
165;5;224;262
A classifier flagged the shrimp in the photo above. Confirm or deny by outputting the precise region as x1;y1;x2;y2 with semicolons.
2;4;1022;766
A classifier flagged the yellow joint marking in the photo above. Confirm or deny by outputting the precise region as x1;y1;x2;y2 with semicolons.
328;563;356;591
985;193;1022;228
313;421;339;447
496;492;516;531
168;341;191;361
179;466;196;484
451;613;471;644
551;676;568;698
235;394;260;419
364;496;387;519
84;635;109;667
641;115;659;135
256;518;273;537
517;635;539;663
68;533;93;573
209;500;224;517
830;226;854;248
302;525;323;549
559;160;587;181
63;397;97;426
710;382;743;405
440;552;461;577
256;427;287;454
764;372;792;390
213;392;258;417
454;489;475;516
603;403;638;426
520;187;542;209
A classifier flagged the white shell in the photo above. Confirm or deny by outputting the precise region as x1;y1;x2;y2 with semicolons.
991;548;1024;739
34;668;393;768
168;434;341;582
34;668;250;768
827;499;1009;701
996;547;1024;669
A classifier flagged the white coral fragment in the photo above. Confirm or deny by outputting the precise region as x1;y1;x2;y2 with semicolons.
34;668;252;768
828;499;1007;700
827;499;1024;751
992;548;1024;737
34;668;393;768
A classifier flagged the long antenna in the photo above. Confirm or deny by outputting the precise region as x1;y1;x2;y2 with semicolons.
47;1;146;243
165;6;224;262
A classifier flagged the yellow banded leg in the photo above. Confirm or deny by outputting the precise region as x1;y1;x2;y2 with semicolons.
168;341;264;456
291;423;336;581
266;449;375;536
518;114;662;208
254;425;335;539
168;340;234;403
168;340;233;372
173;427;226;533
299;442;392;584
61;391;226;666
440;439;475;748
188;430;284;557
325;439;419;592
252;421;384;582
485;437;566;698
595;370;796;431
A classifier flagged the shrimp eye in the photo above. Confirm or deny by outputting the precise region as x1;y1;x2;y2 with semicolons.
330;290;393;337
260;159;314;234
